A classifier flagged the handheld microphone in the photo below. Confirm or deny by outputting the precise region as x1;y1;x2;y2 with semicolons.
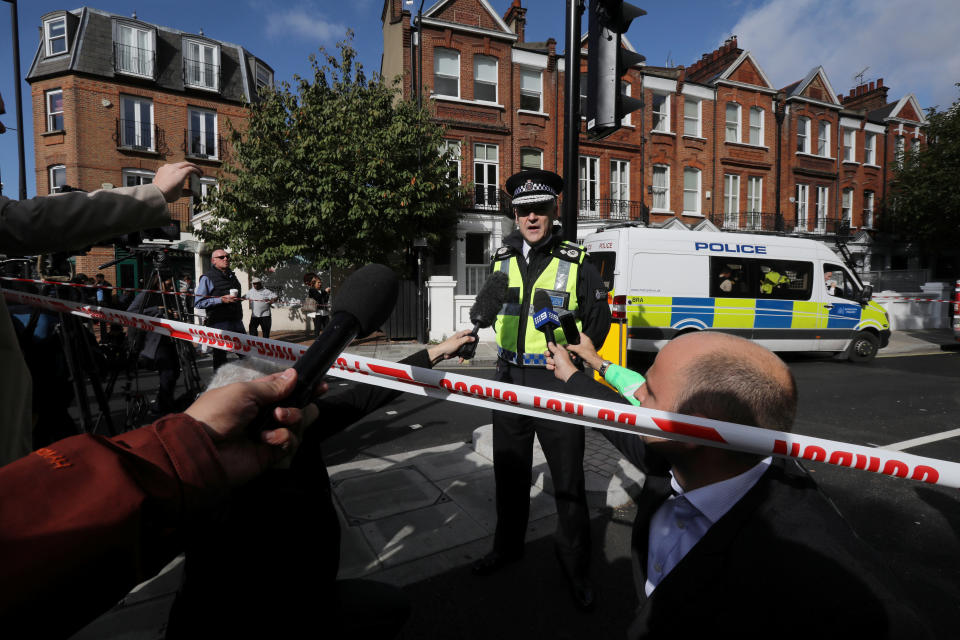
457;271;509;360
532;290;560;345
558;311;580;345
247;263;399;435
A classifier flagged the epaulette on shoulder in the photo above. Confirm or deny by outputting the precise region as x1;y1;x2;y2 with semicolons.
553;240;584;263
492;245;516;262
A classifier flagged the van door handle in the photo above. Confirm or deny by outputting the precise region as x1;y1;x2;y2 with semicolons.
823;304;833;309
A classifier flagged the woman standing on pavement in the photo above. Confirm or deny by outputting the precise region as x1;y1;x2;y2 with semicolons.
303;272;331;337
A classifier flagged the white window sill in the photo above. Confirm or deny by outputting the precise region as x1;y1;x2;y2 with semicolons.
115;69;154;80
433;95;505;110
795;151;833;160
726;141;769;150
682;211;704;217
650;129;675;137
863;163;881;169
45;52;70;60
842;160;860;166
185;83;220;93
682;135;707;141
650;208;674;214
517;109;549;117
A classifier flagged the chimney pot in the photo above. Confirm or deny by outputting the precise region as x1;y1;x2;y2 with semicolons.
877;78;883;88
868;81;874;91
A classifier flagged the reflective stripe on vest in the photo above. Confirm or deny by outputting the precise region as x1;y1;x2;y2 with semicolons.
493;244;583;365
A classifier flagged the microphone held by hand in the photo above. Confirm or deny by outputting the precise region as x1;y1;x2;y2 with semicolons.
532;290;560;346
457;271;509;360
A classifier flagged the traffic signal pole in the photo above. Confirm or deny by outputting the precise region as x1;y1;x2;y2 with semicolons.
561;0;585;242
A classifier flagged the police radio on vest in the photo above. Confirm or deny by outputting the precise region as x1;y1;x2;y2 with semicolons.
694;241;767;255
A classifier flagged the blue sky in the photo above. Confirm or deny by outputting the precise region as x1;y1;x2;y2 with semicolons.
1;0;957;198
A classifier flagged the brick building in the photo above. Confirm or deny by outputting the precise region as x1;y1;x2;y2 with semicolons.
25;7;272;287
381;0;927;291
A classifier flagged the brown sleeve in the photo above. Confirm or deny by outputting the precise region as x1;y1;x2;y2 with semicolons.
0;414;228;636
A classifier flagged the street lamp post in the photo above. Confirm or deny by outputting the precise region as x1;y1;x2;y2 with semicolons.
2;0;27;199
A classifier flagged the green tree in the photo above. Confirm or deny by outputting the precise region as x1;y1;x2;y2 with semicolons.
883;85;960;254
197;37;464;274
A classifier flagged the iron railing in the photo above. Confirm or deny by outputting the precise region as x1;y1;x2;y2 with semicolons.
184;129;222;159
464;187;511;215
113;42;154;77
183;57;220;91
577;199;649;224
706;212;849;236
115;118;163;152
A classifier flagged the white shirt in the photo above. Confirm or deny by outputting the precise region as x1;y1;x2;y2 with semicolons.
246;287;276;317
644;457;772;596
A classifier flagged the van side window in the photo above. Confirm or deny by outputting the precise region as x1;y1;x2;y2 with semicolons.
710;259;750;297
589;251;616;290
823;263;859;301
757;259;812;300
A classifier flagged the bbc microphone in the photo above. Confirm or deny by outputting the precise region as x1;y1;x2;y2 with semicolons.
457;271;508;360
248;263;399;435
532;290;560;345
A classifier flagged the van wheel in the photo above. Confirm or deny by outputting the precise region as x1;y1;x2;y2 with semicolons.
847;331;880;363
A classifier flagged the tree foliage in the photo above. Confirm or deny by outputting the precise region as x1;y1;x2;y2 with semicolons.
883;85;960;254
197;37;464;274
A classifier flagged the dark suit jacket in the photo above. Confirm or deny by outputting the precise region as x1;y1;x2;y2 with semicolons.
563;372;928;639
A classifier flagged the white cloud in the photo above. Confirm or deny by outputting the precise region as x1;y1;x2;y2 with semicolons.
729;0;960;111
266;7;348;44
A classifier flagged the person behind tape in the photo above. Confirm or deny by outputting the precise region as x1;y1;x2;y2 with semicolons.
472;169;611;611
546;332;928;638
0;161;201;466
194;249;245;370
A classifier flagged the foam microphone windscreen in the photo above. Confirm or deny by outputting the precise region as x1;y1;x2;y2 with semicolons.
332;263;400;337
470;271;509;327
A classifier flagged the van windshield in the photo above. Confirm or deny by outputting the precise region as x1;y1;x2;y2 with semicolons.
590;252;616;290
823;264;862;301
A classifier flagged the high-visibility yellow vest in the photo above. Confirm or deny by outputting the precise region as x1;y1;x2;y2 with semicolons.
493;241;584;366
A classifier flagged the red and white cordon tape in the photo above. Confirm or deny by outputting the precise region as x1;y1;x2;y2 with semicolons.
5;286;960;490
873;295;954;303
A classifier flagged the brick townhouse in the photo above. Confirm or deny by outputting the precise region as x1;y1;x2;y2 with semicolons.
25;7;272;288
381;0;927;291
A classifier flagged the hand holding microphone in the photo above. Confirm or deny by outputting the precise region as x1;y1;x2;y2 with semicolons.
532;290;561;345
457;271;509;360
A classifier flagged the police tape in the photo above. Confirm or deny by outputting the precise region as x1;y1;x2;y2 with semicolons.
5;286;960;489
873;295;954;303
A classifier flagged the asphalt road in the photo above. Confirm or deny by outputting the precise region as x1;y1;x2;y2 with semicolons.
322;351;960;637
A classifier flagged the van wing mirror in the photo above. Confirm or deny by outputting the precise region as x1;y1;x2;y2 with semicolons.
859;284;873;305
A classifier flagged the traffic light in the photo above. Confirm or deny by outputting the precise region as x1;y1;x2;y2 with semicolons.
586;0;646;140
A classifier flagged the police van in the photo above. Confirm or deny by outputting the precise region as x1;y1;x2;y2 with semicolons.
585;226;890;363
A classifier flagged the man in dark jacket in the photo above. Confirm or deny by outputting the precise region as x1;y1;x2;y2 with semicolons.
194;249;243;370
546;332;928;639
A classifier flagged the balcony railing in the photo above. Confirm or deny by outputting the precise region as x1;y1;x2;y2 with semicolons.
578;199;649;224
184;129;221;159
115;118;163;152
113;42;155;77
183;57;220;91
464;187;511;215
708;212;849;236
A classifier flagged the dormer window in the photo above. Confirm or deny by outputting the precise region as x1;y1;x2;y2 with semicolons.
44;16;68;57
114;22;155;78
255;61;273;91
184;39;220;91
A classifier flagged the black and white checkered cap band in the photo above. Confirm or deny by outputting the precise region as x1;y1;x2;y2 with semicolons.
512;181;558;205
512;192;556;205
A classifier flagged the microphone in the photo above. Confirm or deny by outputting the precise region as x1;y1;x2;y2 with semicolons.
558;311;580;345
247;263;399;435
532;290;560;346
457;271;509;360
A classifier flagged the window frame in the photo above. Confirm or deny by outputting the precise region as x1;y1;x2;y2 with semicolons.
683;97;701;137
651;93;670;133
863;190;874;228
651;164;670;212
46;89;64;132
725;102;741;143
184;39;221;92
188;106;218;159
520;147;543;170
578;155;600;215
864;132;877;165
746;176;762;229
817;120;831;157
621;81;633;126
797;116;810;154
433;48;460;99
114;22;155;78
895;135;905;166
610;159;630;214
723;173;740;228
473;143;499;210
796;183;809;231
473;54;498;104
519;67;542;112
44;16;69;57
255;61;274;90
122;167;155;188
440;140;462;181
842;188;853;226
119;95;155;151
683;167;701;215
815;185;829;233
49;165;66;194
842;128;856;162
748;106;763;146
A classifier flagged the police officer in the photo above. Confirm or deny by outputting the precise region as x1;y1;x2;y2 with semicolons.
194;249;244;370
471;169;611;610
